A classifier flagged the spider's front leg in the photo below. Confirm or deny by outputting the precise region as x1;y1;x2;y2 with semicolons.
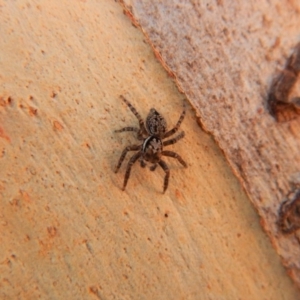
115;127;140;134
163;102;186;138
115;127;144;141
115;144;141;173
158;160;170;193
163;131;185;147
120;95;147;139
123;152;142;191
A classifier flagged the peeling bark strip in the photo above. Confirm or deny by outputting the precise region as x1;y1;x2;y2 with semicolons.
268;42;300;122
279;190;300;234
120;0;300;288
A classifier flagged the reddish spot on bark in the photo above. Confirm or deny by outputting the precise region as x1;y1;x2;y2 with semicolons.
83;142;91;149
29;106;38;116
10;198;21;207
257;107;263;114
0;126;11;142
89;286;98;294
47;226;58;238
0;97;6;107
53;120;64;131
20;190;31;204
0;96;13;107
175;189;181;199
89;285;102;297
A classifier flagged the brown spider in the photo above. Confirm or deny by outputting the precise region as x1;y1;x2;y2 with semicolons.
115;95;187;193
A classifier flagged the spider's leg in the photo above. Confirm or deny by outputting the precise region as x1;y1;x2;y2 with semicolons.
115;127;140;133
150;164;157;171
163;131;185;147
158;160;170;193
123;152;142;191
162;150;187;167
115;144;141;173
163;102;186;138
140;159;147;168
120;95;146;133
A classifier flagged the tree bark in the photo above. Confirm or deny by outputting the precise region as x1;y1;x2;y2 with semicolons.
0;1;299;299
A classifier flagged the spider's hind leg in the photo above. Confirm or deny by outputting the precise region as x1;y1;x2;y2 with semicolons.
162;150;187;167
158;160;170;193
120;95;145;127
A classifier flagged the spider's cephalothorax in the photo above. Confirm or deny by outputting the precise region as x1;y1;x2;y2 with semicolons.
146;108;167;135
115;95;187;193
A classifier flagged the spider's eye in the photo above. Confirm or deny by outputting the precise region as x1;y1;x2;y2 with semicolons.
146;109;167;135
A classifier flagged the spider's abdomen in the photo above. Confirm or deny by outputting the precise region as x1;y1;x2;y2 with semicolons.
142;135;163;163
146;108;167;135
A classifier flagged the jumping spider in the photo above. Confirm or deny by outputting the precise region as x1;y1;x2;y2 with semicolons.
115;95;187;193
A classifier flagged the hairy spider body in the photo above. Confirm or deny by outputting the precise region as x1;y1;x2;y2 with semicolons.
142;135;162;164
115;95;187;193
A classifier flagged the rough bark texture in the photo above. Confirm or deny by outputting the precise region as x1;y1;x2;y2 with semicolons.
121;0;300;288
0;1;299;299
